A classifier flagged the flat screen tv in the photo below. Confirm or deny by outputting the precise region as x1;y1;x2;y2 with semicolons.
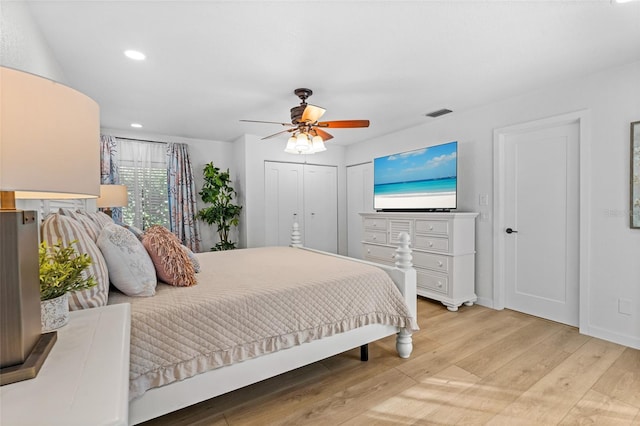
373;141;457;211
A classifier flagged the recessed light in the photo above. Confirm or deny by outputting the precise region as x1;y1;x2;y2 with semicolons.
124;50;146;61
130;123;143;128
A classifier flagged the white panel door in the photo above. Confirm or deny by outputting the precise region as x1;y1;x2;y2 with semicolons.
504;122;579;326
264;162;304;247
347;163;374;259
303;164;338;253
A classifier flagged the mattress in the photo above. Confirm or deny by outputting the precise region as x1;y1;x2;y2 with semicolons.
108;246;418;400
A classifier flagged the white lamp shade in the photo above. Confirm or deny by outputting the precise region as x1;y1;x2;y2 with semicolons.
311;135;326;153
0;67;100;200
295;133;310;152
96;185;128;208
284;136;298;154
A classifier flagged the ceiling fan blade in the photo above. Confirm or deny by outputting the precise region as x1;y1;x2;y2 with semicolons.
316;120;370;128
261;129;295;140
300;104;326;123
240;119;292;127
311;128;334;141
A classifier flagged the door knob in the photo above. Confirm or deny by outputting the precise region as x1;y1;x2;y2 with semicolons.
506;227;518;234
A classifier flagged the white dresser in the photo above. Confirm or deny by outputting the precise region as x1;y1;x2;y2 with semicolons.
0;303;131;426
361;212;478;311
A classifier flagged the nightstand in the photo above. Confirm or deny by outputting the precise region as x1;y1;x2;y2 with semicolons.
0;303;131;426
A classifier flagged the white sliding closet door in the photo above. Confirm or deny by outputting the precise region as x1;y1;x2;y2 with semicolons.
304;164;338;253
264;162;337;253
265;162;304;247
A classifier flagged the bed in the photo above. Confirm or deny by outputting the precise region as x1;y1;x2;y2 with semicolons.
39;206;418;425
110;226;418;425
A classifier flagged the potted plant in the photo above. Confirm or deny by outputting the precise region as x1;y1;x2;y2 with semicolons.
39;239;97;331
197;162;242;251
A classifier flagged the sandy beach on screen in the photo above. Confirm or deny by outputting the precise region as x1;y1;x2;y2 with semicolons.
375;192;456;209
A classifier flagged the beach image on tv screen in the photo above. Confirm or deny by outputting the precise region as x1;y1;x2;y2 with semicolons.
374;141;457;210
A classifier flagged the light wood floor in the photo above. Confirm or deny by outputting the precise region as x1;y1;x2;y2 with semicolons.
142;298;640;426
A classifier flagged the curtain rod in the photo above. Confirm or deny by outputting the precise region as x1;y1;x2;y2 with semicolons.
114;136;169;145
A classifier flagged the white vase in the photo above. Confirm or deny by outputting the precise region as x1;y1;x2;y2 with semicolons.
41;293;69;332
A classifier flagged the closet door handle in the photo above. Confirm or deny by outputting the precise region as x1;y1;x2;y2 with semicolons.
506;227;518;234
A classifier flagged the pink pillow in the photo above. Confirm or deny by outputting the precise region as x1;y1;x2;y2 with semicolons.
142;226;196;287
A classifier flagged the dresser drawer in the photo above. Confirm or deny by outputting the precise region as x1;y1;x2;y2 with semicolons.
363;243;396;263
363;230;387;244
415;219;449;235
412;251;450;273
389;219;413;243
364;218;387;230
416;269;449;294
414;235;449;252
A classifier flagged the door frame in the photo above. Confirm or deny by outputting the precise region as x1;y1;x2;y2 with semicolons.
493;110;591;333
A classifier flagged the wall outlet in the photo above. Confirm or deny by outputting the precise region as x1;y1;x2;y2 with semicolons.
618;298;632;316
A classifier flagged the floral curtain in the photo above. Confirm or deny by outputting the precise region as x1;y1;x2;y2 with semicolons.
99;134;122;222
167;143;201;252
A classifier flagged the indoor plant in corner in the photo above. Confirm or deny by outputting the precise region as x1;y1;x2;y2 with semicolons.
197;162;242;251
39;239;97;332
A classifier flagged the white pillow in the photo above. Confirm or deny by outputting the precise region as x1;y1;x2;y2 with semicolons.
97;223;157;297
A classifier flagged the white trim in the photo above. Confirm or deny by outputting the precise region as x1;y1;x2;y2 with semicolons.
492;110;591;334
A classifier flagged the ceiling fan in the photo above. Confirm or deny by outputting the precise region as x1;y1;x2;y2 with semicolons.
240;88;370;153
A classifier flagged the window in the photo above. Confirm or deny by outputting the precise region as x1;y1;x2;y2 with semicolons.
116;139;169;230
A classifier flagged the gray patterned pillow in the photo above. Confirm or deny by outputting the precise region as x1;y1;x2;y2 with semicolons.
97;223;156;297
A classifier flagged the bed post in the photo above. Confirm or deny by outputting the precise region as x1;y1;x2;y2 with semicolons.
395;232;414;359
290;222;303;248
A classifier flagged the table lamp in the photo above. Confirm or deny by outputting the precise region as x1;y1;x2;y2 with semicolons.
96;184;128;217
0;66;100;385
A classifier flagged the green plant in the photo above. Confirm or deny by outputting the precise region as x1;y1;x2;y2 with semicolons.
39;239;97;301
197;162;242;251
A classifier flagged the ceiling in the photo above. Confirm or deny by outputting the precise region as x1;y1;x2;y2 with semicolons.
24;0;640;146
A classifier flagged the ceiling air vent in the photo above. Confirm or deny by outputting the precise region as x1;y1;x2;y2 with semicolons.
425;108;452;118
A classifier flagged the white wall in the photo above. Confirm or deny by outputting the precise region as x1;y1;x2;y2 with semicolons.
101;128;234;252
0;1;66;83
346;60;640;349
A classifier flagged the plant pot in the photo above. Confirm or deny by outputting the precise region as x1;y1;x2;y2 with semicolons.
41;293;69;332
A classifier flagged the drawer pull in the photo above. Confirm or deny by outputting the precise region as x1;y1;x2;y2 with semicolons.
367;249;371;254
372;235;377;240
428;225;434;230
438;261;444;267
437;281;443;288
428;241;433;247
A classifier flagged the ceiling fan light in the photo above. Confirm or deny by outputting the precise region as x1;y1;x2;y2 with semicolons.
284;136;298;154
311;135;326;152
295;133;310;152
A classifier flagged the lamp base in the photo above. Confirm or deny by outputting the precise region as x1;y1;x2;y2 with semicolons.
0;332;57;386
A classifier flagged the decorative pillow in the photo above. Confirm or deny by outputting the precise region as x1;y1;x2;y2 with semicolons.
58;208;101;242
82;210;114;230
142;226;197;287
182;245;201;273
123;224;144;241
97;224;156;297
41;214;109;310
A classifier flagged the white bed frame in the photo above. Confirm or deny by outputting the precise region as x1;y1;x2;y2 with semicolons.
128;226;417;425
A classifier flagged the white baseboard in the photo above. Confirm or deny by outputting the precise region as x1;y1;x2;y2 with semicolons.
475;296;495;309
580;324;640;350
